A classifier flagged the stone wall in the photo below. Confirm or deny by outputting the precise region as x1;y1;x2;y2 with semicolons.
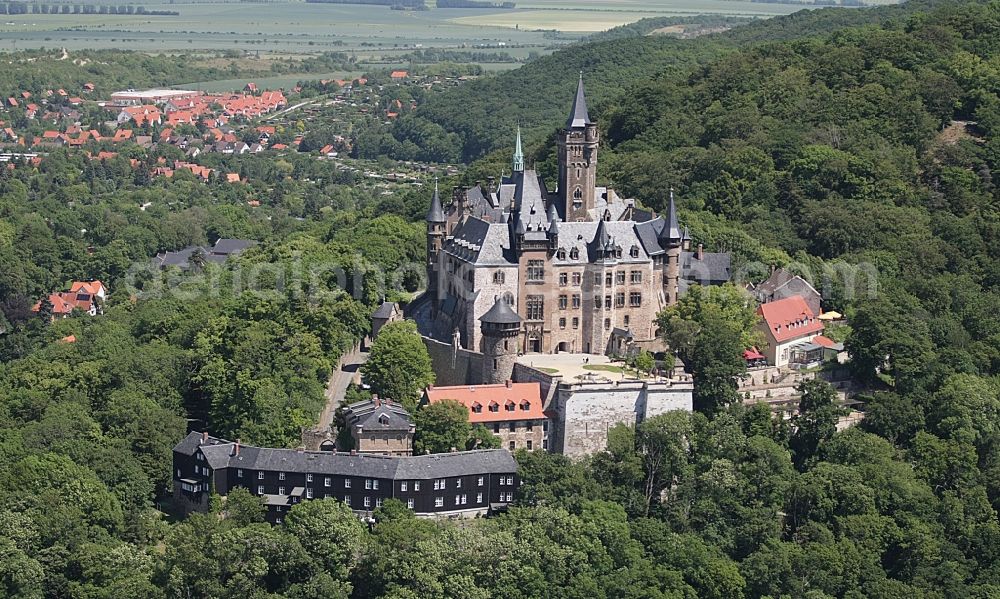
422;335;483;387
553;380;694;457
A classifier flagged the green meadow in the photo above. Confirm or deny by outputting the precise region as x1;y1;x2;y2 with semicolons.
0;0;851;54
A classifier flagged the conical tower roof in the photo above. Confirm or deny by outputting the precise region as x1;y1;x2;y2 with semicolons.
593;218;611;248
426;178;445;223
566;72;593;129
512;126;524;173
480;297;521;325
659;187;682;243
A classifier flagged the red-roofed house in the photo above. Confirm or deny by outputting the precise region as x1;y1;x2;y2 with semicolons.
32;280;105;320
390;70;408;80
225;173;241;183
112;129;133;142
118;106;162;126
755;295;825;367
7;97;18;107
70;280;107;301
83;83;95;92
423;381;547;451
244;82;258;94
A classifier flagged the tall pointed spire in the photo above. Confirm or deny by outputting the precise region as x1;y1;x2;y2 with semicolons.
426;177;445;223
659;186;681;244
566;71;593;129
512;126;524;173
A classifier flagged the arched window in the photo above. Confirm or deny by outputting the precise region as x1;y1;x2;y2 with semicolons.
503;292;515;306
573;188;582;200
570;248;580;260
557;248;567;260
493;271;505;284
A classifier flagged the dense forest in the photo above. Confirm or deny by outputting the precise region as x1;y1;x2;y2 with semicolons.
2;0;1000;596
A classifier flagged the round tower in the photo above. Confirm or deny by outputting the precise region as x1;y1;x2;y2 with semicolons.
426;179;446;305
659;188;683;305
479;297;521;385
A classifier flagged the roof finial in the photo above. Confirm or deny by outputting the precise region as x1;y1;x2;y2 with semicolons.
512;125;524;173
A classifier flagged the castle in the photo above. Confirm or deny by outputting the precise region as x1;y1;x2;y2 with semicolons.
424;76;730;379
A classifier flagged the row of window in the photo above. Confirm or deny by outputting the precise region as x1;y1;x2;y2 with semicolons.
489;420;545;433
471;400;532;414
553;246;642;262
495;268;646;288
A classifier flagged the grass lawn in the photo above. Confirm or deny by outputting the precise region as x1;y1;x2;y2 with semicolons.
583;364;626;374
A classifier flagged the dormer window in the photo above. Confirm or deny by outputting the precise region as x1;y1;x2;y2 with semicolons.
520;400;530;411
630;245;640;258
505;401;516;412
472;403;482;414
489;402;500;413
378;414;390;425
570;248;580;260
557;248;567;260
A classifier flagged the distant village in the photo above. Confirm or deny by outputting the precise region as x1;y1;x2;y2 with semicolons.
0;69;463;183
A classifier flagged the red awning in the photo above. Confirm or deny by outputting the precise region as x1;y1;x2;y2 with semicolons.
743;348;765;360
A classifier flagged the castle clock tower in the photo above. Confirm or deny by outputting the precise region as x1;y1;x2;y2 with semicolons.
558;73;599;222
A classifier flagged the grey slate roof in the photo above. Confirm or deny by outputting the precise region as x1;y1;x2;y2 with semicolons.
174;432;516;480
154;238;256;270
426;180;445;223
566;74;593;129
345;398;414;433
681;250;731;284
659;190;682;243
213;238;257;255
372;301;396;320
480;297;522;324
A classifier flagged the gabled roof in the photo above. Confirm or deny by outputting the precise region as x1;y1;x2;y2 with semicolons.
173;431;516;479
345;397;414;433
566;73;593;129
757;295;823;343
755;268;820;299
424;382;545;424
373;301;397;320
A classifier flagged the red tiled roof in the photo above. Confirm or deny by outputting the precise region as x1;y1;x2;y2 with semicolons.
70;280;104;296
812;335;838;349
757;295;823;343
424;382;545;424
390;70;408;79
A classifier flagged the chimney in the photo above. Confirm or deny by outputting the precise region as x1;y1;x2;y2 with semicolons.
201;431;208;444
696;243;704;261
233;439;241;456
506;379;513;388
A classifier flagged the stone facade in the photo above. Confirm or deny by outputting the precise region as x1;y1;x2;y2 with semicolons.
424;78;731;360
551;379;694;457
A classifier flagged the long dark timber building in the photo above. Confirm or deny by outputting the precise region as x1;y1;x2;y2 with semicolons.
173;432;519;523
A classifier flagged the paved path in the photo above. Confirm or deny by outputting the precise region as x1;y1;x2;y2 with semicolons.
318;346;368;431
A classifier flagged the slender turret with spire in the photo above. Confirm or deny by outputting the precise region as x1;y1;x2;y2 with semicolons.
661;186;683;305
566;71;594;129
426;178;446;309
512;126;524;173
558;72;600;222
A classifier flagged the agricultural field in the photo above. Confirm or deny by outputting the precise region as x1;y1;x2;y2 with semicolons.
0;2;568;53
0;0;890;54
